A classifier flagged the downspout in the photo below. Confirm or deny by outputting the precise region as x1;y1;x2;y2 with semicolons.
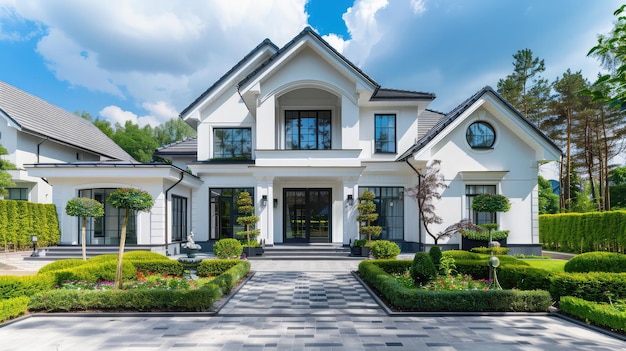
405;159;423;249
36;137;49;164
164;171;185;255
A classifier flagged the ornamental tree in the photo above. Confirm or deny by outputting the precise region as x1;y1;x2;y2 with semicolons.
235;191;260;246
65;197;104;261
107;188;154;289
356;190;382;242
471;193;511;242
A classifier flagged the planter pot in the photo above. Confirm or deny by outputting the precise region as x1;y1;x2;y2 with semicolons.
359;247;371;257
243;247;260;257
350;246;361;256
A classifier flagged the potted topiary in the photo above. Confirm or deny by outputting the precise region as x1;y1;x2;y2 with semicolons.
351;239;367;256
356;190;382;257
468;194;511;252
235;191;262;257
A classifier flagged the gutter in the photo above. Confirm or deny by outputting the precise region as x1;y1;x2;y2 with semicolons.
405;159;423;248
164;171;185;255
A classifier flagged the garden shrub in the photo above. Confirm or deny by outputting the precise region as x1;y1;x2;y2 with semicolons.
564;251;626;273
549;272;626;302
87;254;118;263
370;240;401;259
442;250;483;260
210;260;251;294
213;238;243;259
0;274;56;299
132;260;184;276
38;259;86;274
0;296;30;323
461;229;509;241
371;259;412;274
124;251;170;261
0;201;60;250
197;259;241;277
410;252;437;284
429;246;442;271
560;296;626;333
470;246;510;255
498;265;552;291
49;260;136;285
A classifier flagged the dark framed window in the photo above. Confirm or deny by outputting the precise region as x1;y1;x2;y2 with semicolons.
171;195;187;242
6;188;28;200
466;121;495;148
213;128;252;159
375;114;396;153
209;188;254;240
285;110;331;150
466;185;497;225
358;186;404;240
78;189;137;245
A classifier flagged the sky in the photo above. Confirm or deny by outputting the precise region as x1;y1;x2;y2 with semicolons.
0;0;622;128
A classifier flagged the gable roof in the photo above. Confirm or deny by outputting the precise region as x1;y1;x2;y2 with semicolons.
0;81;134;162
154;136;197;157
396;86;562;161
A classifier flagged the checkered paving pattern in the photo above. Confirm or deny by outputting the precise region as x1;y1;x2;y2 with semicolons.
219;272;383;316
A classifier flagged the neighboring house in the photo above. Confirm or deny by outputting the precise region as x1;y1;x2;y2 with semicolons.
25;27;561;255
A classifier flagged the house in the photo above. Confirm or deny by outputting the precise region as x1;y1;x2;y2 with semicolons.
25;28;562;255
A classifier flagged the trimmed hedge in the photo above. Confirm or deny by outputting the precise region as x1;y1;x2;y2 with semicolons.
540;211;626;253
470;246;510;255
0;200;60;250
549;272;626;302
564;251;626;273
410;253;437;284
358;261;552;312
197;259;241;277
560;296;626;333
209;260;251;294
0;296;30;323
132;260;184;276
38;259;87;274
370;240;401;259
47;261;136;285
0;274;56;299
123;251;170;261
370;259;412;275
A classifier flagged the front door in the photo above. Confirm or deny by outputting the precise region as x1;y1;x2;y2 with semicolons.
284;188;331;243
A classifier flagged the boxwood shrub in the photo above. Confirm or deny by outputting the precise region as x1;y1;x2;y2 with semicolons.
560;296;626;333
370;240;401;259
132;260;184;276
498;265;552;291
410;252;437;284
358;261;551;312
123;251;170;261
47;260;136;285
370;259;412;274
197;259;241;277
0;274;56;299
209;260;251;294
564;251;626;273
38;259;87;274
0;296;30;323
549;272;626;302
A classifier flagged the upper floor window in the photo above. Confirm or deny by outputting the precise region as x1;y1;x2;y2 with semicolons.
466;121;495;149
213;128;252;160
285;110;331;150
375;114;396;153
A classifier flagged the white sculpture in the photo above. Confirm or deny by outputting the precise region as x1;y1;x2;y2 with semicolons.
182;231;201;250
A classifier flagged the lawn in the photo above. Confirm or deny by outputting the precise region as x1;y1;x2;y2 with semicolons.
520;259;567;272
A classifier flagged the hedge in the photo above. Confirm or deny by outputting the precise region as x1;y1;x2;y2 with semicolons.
0;274;56;299
38;259;87;274
209;260;251;294
540;211;626;253
564;251;626;273
46;260;136;285
0;296;30;323
132;260;184;276
560;296;626;333
197;259;241;277
0;200;60;250
357;261;552;312
549;272;626;302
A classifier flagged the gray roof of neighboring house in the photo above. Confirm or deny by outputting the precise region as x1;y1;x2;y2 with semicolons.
0;81;134;161
396;86;563;162
370;88;435;101
154;137;197;157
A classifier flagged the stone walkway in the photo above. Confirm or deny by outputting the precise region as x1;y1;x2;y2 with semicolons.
0;254;625;350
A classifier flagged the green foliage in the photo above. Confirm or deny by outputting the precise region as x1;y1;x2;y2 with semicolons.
0;201;60;250
538;176;559;214
65;197;104;218
369;240;400;259
213;238;243;259
498;265;552;291
539;211;626;253
560;296;626;333
358;261;552;312
38;259;87;274
107;188;154;212
132;260;184;276
356;190;382;241
461;229;509;241
208;260;250;294
368;259;412;274
471;193;511;213
0;143;17;197
0;296;29;323
123;251;170;261
0;274;56;299
235;191;260;244
470;246;510;255
442;250;482;260
611;166;626;185
410;252;437;285
610;184;626;209
429;246;442;270
564;252;626;273
197;259;241;276
549;272;626;302
48;261;136;285
353;239;367;247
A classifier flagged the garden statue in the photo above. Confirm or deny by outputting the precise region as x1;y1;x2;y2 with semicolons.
182;231;201;250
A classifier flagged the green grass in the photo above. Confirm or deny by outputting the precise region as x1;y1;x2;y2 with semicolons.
520;259;566;272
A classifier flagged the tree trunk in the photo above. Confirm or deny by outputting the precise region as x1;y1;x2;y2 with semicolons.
115;208;129;289
566;108;572;211
81;216;87;261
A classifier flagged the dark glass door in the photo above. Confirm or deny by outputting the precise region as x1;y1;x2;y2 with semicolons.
284;188;331;243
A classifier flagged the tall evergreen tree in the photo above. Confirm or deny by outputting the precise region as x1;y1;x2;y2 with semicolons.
0;143;16;197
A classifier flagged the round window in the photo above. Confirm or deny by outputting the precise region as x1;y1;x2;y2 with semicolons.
466;121;495;148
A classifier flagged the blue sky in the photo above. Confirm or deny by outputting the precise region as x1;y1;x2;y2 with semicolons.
0;0;621;127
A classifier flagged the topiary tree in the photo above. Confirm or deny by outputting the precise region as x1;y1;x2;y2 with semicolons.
213;238;243;259
235;191;260;246
357;190;382;242
429;246;442;272
410;252;437;285
65;197;104;261
471;193;511;243
107;188;154;289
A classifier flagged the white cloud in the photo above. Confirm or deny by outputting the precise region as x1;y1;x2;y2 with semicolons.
341;0;389;67
99;103;167;128
322;33;347;54
410;0;427;14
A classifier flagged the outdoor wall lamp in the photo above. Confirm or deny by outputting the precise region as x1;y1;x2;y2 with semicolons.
261;195;268;207
273;198;278;208
30;235;38;257
347;194;354;206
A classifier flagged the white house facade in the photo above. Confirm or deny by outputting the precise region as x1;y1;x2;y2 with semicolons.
22;28;561;255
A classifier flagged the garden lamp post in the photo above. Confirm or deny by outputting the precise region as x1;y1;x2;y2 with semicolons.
30;235;38;257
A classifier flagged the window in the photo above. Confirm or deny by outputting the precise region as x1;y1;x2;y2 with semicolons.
375;114;396;153
466;185;496;225
171;196;187;242
6;188;28;201
359;186;404;240
213;128;252;159
466;121;495;148
285;110;331;150
78;189;137;245
209;188;254;240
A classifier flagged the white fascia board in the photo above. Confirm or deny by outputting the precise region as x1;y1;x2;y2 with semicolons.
0;109;21;130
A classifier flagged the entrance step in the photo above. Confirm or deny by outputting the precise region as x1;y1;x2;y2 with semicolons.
249;243;363;260
23;245;153;261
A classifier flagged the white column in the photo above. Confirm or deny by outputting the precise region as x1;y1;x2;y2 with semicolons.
255;178;274;245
